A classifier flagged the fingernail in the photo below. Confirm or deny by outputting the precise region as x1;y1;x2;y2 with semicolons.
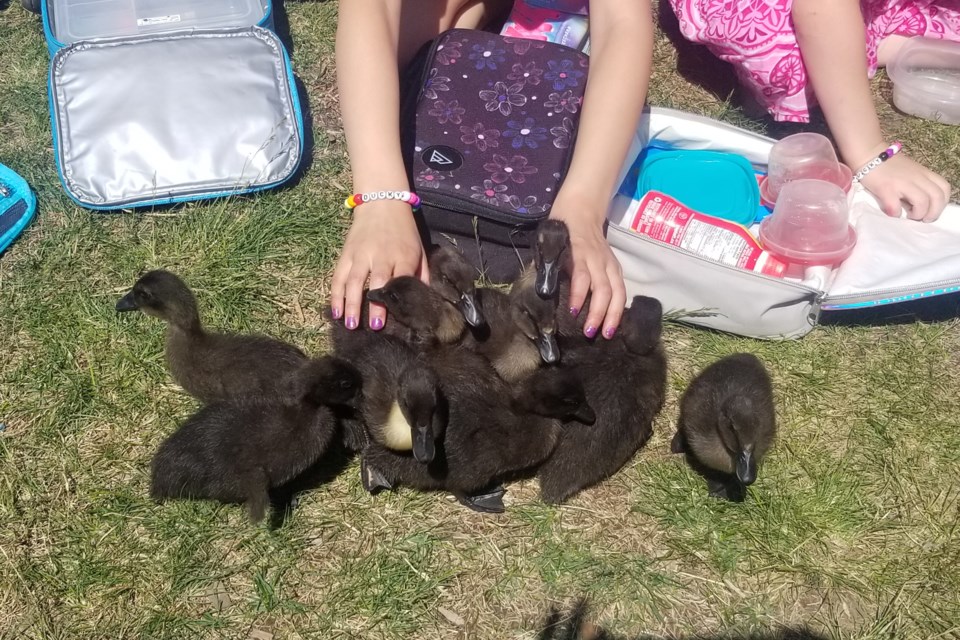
371;317;384;331
569;307;579;317
604;326;616;339
585;325;597;339
331;307;342;320
346;316;358;330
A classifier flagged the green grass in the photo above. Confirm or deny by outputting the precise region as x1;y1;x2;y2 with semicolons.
2;2;960;639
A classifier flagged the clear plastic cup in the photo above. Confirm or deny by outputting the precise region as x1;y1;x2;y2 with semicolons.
759;179;857;266
764;133;844;202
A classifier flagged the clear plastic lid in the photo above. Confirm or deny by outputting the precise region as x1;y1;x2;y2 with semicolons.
50;0;268;45
888;37;960;103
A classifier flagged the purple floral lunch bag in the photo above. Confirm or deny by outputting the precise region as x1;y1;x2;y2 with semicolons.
401;29;588;283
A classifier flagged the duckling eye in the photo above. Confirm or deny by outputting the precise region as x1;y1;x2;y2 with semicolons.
338;378;354;390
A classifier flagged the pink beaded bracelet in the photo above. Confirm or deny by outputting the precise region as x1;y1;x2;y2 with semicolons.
344;190;421;211
852;142;903;183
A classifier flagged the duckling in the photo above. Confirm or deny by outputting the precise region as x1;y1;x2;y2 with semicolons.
366;276;468;347
116;270;307;404
461;271;559;382
536;295;667;504
334;331;446;462
150;356;362;523
428;244;485;328
671;352;777;502
361;350;595;513
531;219;587;337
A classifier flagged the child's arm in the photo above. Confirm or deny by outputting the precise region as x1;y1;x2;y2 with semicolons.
792;0;951;222
331;0;429;331
550;0;654;339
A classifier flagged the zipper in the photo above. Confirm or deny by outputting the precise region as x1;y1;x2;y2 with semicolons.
821;277;960;310
420;190;549;225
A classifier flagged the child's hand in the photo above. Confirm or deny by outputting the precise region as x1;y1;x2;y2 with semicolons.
330;200;428;330
858;153;951;223
550;209;626;340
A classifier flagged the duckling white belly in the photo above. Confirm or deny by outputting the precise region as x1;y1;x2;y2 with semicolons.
379;401;413;451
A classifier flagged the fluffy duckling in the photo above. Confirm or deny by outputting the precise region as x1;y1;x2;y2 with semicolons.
536;295;667;504
361;350;595;513
116;270;307;404
531;219;587;337
332;329;446;462
428;244;485;328
461;271;559;382
671;352;777;502
150;356;362;523
366;276;468;347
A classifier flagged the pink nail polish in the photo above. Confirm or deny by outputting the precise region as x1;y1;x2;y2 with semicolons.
604;326;616;339
585;325;597;338
569;307;579;317
346;316;358;330
371;317;384;331
331;307;342;320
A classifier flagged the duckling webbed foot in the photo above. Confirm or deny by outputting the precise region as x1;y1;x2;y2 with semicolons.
454;485;506;513
361;458;393;494
706;478;746;503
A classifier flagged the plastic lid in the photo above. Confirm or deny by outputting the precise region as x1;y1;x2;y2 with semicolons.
888;37;960;103
635;150;760;226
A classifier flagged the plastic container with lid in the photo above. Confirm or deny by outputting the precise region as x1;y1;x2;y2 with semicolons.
620;148;762;226
759;179;857;267
888;37;960;125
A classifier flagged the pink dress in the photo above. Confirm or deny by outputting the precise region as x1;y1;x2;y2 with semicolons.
667;0;960;122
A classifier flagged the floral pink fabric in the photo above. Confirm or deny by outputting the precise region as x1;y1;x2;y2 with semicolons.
667;0;960;122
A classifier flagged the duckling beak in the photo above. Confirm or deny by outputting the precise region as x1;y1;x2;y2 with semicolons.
572;402;596;425
458;292;485;328
412;425;435;464
115;291;138;312
736;450;756;486
536;259;559;298
536;331;559;364
366;288;386;304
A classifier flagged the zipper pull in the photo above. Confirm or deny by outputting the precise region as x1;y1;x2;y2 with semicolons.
0;182;11;198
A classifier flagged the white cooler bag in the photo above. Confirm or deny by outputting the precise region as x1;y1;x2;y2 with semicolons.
609;107;960;340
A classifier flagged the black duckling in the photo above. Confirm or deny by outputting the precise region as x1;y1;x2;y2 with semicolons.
461;270;559;382
361;350;595;513
428;244;485;328
671;352;777;502
531;219;588;337
332;329;445;462
536;295;667;504
366;276;468;347
116;270;307;404
150;356;362;523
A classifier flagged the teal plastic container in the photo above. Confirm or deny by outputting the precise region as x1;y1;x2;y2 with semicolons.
620;147;764;226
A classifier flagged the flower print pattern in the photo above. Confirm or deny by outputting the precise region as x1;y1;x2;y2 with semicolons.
543;59;584;91
423;68;451;100
550;117;574;149
428;99;465;125
471;180;510;206
507;194;550;215
460;122;500;152
479;81;527;116
416;168;447;188
469;44;507;70
502;36;547;55
507;61;543;86
544;90;580;114
484;155;538;185
434;41;462;65
503;117;548;150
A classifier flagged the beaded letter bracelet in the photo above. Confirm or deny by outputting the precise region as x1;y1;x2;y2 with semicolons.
344;190;421;211
852;142;903;183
